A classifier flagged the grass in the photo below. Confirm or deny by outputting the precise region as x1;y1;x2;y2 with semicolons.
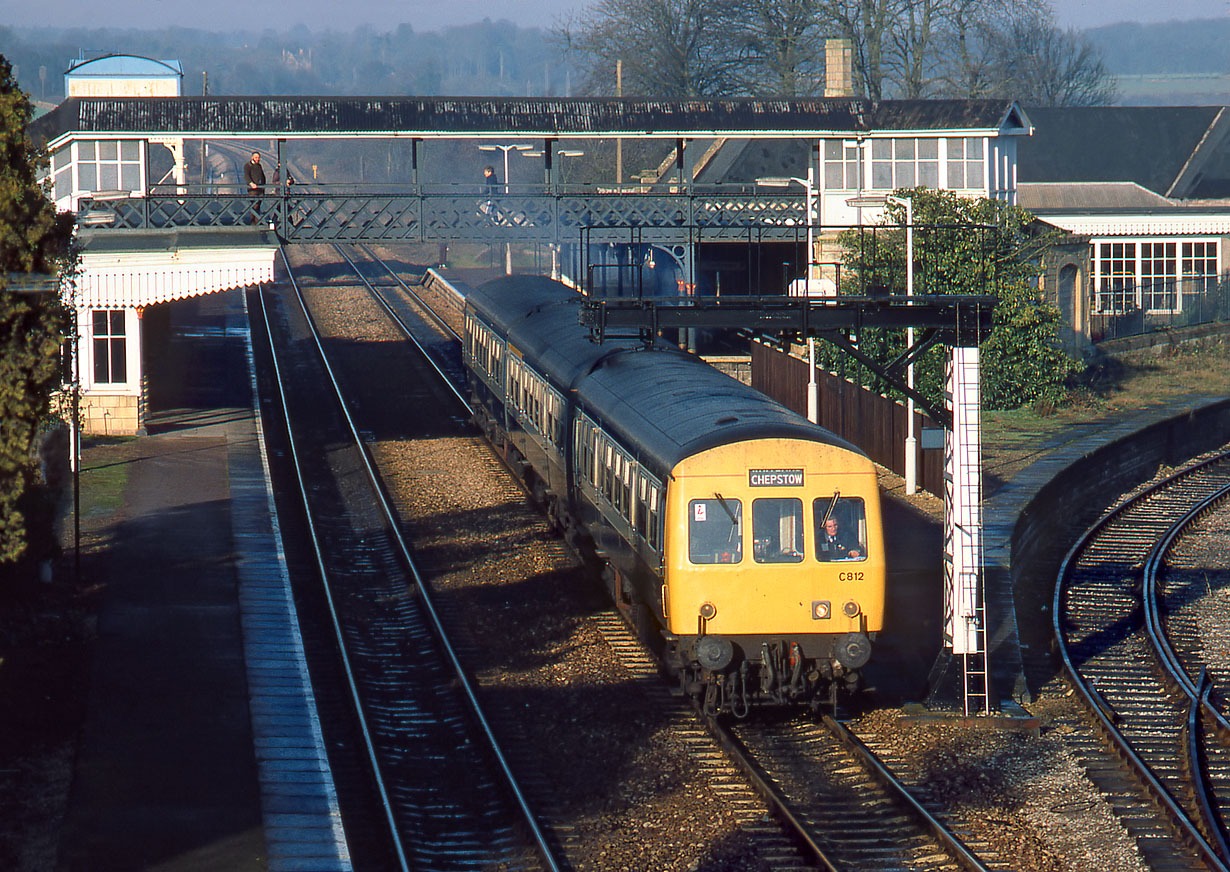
76;437;136;528
982;337;1230;483
1114;73;1230;102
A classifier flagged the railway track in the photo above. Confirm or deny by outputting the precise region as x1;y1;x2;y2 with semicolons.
255;246;560;871
276;242;1009;871
1055;448;1230;870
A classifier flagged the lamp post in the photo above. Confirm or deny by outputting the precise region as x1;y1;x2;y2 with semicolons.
524;149;584;279
845;193;916;494
757;170;818;423
478;143;531;274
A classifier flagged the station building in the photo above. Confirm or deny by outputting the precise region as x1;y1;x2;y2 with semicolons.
46;55;277;435
1016;106;1230;351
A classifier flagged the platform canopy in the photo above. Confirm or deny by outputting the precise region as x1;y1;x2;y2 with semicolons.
31;96;1032;148
71;229;278;308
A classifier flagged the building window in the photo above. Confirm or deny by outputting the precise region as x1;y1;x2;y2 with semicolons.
92;310;127;385
946;138;984;190
52;147;72;202
1183;241;1218;312
870;138;939;190
1096;242;1136;312
77;140;141;193
1095;238;1220;314
823;140;861;190
1140;242;1177;313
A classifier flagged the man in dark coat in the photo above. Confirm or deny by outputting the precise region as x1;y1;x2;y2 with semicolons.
818;517;862;560
244;152;266;224
481;164;499;218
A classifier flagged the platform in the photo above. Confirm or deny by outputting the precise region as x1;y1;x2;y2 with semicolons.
57;289;350;872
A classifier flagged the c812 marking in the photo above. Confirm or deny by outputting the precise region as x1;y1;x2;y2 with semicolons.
838;571;864;581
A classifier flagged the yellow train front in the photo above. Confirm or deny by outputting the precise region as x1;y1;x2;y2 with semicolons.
462;275;886;716
662;438;883;714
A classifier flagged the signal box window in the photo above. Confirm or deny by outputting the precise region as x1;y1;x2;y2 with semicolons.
753;498;803;563
813;497;867;562
92;309;127;385
688;498;742;564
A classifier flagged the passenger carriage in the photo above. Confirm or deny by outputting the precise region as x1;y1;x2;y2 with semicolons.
463;276;885;714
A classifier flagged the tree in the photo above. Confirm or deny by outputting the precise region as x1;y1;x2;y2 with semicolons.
987;10;1118;106
557;0;738;97
0;53;74;565
934;0;1116;104
717;0;828;96
830;188;1076;411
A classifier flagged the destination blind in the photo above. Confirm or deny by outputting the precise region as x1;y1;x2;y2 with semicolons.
749;468;804;487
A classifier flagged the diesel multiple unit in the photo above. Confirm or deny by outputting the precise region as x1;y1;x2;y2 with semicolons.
462;276;886;714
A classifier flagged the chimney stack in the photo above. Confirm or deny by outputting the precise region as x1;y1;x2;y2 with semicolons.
824;39;854;98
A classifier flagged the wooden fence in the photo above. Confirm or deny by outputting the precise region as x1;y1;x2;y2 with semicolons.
750;341;944;496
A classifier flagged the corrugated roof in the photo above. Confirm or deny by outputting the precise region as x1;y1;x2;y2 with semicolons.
1017;182;1176;211
29;96;1026;145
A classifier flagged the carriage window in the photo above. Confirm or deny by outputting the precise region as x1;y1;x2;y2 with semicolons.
602;443;616;503
689;497;742;564
813;496;867;562
753;498;804;563
619;456;633;519
647;484;662;551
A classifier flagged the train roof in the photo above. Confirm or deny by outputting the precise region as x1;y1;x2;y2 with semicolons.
466;277;865;477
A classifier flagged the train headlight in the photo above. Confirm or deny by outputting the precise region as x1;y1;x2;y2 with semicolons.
698;601;717;620
695;636;734;672
811;600;831;620
842;600;860;618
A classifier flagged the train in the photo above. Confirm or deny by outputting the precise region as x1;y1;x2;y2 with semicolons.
461;276;886;715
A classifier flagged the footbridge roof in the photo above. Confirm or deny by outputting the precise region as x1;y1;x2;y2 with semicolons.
31;96;1030;147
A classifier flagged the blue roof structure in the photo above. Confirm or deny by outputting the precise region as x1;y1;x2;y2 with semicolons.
65;55;183;79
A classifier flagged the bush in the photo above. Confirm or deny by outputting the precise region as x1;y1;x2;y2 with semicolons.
834;188;1077;412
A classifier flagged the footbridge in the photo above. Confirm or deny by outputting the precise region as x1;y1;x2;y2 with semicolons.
32;96;1029;245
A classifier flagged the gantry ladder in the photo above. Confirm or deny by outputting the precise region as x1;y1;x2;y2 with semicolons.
947;346;990;716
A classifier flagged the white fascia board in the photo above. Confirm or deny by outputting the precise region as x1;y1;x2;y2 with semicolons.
854;128;1008;139
46;126;1016;143
1034;211;1230;236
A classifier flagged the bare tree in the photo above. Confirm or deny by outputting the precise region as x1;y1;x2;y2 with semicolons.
718;0;827;96
930;0;1035;98
557;0;738;97
990;10;1118;105
556;0;1114;105
932;0;1115;105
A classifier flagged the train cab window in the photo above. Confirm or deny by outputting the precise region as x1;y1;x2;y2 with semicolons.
752;498;804;563
813;497;867;562
688;497;742;564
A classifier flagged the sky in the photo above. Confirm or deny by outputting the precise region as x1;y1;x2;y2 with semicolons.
1;0;1227;33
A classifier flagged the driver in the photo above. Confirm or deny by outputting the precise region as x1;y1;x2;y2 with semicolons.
818;517;862;561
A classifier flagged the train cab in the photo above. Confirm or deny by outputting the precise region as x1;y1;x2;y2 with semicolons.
661;437;885;713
